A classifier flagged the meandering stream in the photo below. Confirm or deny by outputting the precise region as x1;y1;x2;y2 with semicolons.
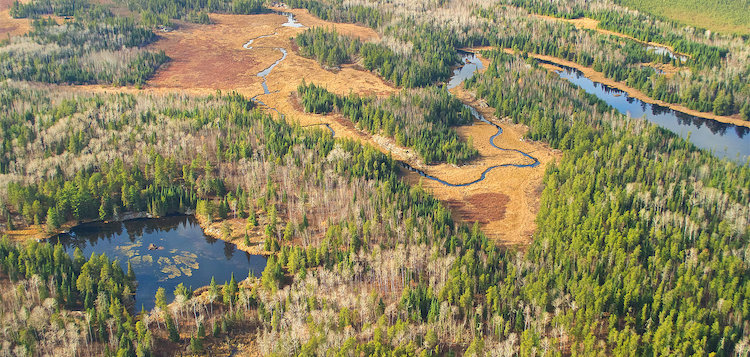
403;52;539;186
257;48;287;94
245;30;541;186
401;105;539;186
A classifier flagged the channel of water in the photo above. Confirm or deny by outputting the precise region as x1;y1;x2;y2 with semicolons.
538;59;750;163
403;52;539;186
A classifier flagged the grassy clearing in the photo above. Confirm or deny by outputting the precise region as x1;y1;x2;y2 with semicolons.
618;0;750;35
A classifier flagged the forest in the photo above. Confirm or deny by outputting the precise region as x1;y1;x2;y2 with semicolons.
0;0;748;355
3;5;167;85
296;26;459;88
294;1;749;120
492;0;750;119
123;0;268;26
297;82;478;164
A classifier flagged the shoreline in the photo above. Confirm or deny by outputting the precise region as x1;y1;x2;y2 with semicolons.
531;14;691;59
502;49;750;129
3;212;270;257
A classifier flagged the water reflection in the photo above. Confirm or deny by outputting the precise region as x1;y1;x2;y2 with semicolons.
541;60;749;163
55;216;266;310
447;51;484;90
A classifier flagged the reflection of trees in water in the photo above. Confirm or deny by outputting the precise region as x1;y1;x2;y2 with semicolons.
223;242;236;260
59;215;196;249
734;125;749;139
673;110;734;136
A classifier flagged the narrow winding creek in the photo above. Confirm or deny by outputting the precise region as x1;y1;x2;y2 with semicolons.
403;52;539;186
246;28;540;187
541;60;750;163
401;104;539;187
56;216;266;310
257;48;287;94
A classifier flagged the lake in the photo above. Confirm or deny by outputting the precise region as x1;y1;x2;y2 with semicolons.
545;60;750;163
55;216;266;310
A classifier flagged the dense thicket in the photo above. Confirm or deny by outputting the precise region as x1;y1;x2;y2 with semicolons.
0;14;167;85
294;27;360;67
298;82;477;164
295;26;459;87
0;239;142;355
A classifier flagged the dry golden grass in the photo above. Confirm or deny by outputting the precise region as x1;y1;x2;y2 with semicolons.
502;48;750;128
4;225;48;241
18;11;559;248
143;10;382;98
198;216;269;256
0;9;30;37
401;88;561;247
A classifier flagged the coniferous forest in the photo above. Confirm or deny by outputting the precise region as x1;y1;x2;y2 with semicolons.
0;0;748;356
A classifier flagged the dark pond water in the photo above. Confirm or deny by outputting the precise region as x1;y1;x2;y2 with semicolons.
55;216;266;310
544;60;750;163
447;52;484;90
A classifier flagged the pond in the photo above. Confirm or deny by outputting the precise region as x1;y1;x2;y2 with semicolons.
447;51;484;90
280;12;304;28
55;216;266;310
544;60;750;164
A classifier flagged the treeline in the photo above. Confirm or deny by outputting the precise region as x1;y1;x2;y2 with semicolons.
490;0;749;118
126;0;268;26
4;157;198;230
285;0;388;29
10;0;89;18
467;50;749;354
0;15;168;85
298;82;477;164
295;27;360;67
295;26;459;87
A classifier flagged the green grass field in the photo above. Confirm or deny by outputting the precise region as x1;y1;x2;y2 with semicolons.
618;0;750;35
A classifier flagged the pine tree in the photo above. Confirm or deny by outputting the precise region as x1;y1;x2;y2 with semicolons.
190;335;202;353
166;314;179;342
46;207;62;232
